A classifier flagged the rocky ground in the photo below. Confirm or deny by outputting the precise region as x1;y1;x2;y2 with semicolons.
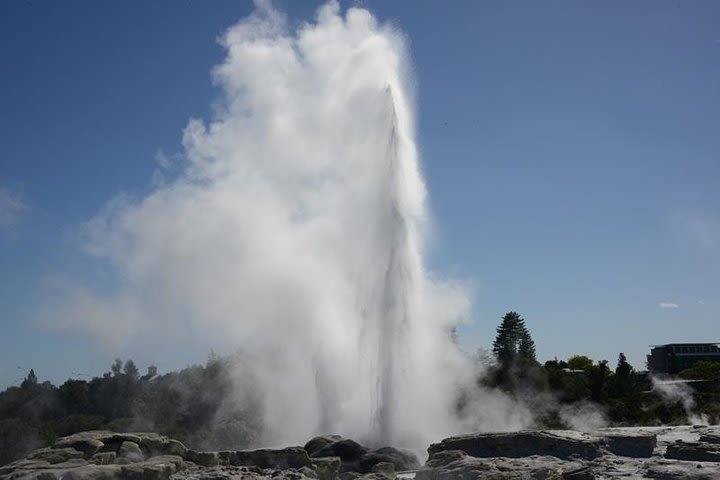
1;426;719;480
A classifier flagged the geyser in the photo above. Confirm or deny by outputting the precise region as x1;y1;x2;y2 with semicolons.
56;0;491;448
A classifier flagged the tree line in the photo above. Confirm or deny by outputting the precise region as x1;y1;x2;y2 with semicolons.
477;311;720;428
0;353;261;466
1;311;719;466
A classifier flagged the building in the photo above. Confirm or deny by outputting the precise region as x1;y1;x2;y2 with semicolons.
647;343;720;374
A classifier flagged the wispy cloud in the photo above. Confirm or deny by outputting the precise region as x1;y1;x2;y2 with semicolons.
659;302;679;309
0;187;27;233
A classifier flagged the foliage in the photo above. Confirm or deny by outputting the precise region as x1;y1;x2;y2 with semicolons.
0;356;262;466
492;311;537;367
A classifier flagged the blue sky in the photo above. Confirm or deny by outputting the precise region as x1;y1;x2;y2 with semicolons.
1;0;719;388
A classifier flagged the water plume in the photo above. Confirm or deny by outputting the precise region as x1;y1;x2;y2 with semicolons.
49;0;523;448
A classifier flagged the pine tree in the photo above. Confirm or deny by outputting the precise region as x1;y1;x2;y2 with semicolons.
21;369;38;389
492;311;537;366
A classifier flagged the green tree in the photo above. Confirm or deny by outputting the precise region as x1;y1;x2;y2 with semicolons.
615;353;633;378
111;359;123;377
492;311;537;366
21;369;38;389
608;352;637;397
589;360;611;402
123;360;139;380
567;355;593;371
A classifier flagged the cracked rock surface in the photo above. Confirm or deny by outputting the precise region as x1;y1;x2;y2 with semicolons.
2;427;720;480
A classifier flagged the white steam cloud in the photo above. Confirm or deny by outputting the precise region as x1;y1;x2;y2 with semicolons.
47;1;527;448
650;376;709;425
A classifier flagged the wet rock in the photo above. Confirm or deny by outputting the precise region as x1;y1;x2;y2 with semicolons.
665;441;720;462
427;431;603;460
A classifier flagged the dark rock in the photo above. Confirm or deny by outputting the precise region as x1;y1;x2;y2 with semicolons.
312;439;368;463
338;473;360;480
306;437;416;474
698;433;720;445
665;441;720;462
601;432;657;457
356;448;418;473
231;447;312;470
185;451;219;467
305;436;345;457
427;431;603;460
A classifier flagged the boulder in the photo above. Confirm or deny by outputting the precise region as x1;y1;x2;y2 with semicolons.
427;431;603;460
416;449;588;480
311;456;341;480
356;448;418;473
27;448;85;464
311;439;369;464
665;441;720;462
370;462;394;478
53;437;104;458
306;436;417;474
305;436;345;457
137;433;187;457
117;441;144;463
231;447;313;470
600;432;657;457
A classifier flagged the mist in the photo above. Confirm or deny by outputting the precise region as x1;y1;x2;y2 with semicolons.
46;1;531;448
651;376;709;425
